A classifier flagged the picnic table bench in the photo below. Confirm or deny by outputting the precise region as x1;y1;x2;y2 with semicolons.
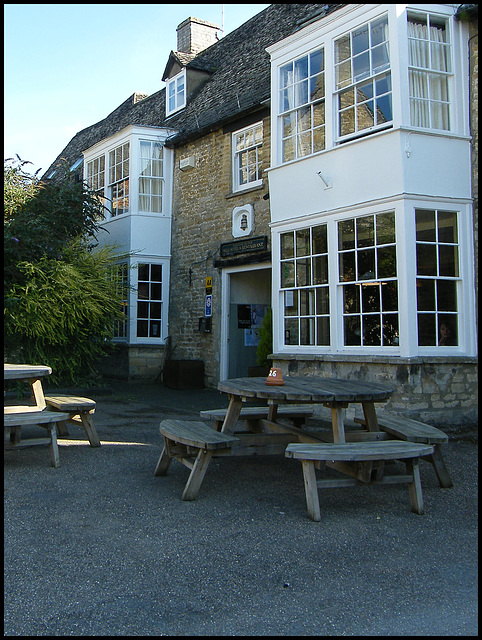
200;405;313;430
354;413;452;488
44;395;100;447
4;409;70;468
285;440;434;521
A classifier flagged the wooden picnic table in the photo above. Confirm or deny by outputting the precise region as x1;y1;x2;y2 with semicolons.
4;363;52;411
4;363;68;467
156;376;437;517
217;376;394;444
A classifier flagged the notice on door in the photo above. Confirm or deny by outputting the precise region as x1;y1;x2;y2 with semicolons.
237;304;251;329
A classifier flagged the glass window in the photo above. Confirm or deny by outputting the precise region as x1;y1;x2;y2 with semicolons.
408;13;451;130
416;209;459;346
233;123;263;191
279;48;325;162
279;212;399;350
111;263;129;339
137;263;163;339
139;141;164;213
338;212;398;347
334;15;392;141
280;224;330;346
167;71;186;115
108;143;129;216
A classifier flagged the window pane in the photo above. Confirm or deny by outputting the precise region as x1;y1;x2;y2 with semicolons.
137;320;148;337
344;284;360;314
296;258;310;286
138;282;149;300
312;225;328;254
382;314;399;346
418;313;436;346
416;244;437;275
381;281;398;312
296;229;310;256
313;255;328;285
362;283;380;312
376;211;395;244
138;264;149;281
149;320;161;338
438;316;457;346
281;261;295;288
345;316;361;345
339;219;355;250
316;287;329;314
316;317;330;345
438;211;457;243
416;209;436;241
151;264;162;281
363;315;381;346
377;246;396;278
416;279;435;311
356;216;374;247
340;252;356;282
357;249;375;280
137;301;149;317
437;280;457;311
439;245;458;277
151;283;162;300
281;232;294;259
285;318;298;345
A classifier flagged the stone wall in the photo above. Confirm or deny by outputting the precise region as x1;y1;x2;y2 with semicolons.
168;114;271;387
273;355;478;430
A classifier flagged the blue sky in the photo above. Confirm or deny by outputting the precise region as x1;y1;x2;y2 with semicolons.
4;4;269;176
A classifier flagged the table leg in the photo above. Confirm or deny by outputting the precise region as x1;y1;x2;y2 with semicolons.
30;378;46;410
301;460;321;521
267;401;278;422
181;450;214;501
221;395;243;435
362;402;379;432
330;404;346;443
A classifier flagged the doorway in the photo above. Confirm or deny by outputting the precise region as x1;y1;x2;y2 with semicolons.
220;265;271;380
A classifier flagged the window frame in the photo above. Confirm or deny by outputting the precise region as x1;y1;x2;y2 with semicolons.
138;140;164;213
273;199;473;357
334;14;393;144
232;122;264;192
135;262;164;341
407;10;452;132
278;46;326;163
166;69;186;116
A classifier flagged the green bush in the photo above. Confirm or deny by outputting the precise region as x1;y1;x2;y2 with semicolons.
4;241;124;386
4;157;124;386
256;308;273;367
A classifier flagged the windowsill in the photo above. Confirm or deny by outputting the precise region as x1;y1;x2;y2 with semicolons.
225;183;265;199
265;125;471;173
271;352;477;364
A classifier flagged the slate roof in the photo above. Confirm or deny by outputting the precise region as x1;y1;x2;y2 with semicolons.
43;4;344;179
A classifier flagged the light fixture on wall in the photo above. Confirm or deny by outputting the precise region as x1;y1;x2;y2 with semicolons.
232;204;253;238
317;170;332;189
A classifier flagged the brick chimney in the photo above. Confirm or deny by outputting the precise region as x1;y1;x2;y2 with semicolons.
176;17;219;55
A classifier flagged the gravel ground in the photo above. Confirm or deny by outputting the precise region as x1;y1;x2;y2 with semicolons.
4;382;478;636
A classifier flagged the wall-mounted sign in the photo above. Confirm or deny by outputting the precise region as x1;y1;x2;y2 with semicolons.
205;276;212;294
205;295;212;317
220;235;267;258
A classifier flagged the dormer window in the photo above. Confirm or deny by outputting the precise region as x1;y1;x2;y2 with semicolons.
166;70;186;116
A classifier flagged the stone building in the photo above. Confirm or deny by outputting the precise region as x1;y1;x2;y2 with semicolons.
44;4;477;428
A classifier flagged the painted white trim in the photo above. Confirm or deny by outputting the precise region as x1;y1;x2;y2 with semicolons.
219;263;272;382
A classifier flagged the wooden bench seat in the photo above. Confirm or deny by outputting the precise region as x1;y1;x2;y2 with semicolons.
200;405;313;430
154;419;240;501
285;441;434;521
44;395;100;447
4;410;70;468
354;414;452;488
